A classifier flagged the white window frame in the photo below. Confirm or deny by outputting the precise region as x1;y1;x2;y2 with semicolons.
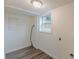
39;12;52;33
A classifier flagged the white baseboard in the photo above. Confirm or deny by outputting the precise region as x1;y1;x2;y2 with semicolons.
5;45;30;54
5;45;59;59
38;47;59;59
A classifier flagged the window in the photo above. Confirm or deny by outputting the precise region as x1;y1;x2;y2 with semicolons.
39;14;51;33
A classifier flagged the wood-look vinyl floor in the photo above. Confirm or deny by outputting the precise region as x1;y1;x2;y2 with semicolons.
6;46;53;59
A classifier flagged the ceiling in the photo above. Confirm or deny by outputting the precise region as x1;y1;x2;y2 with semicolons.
5;0;74;16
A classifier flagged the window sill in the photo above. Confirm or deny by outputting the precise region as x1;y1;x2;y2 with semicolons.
39;31;52;34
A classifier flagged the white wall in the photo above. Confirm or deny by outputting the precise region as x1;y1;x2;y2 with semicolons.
4;12;35;53
32;2;74;59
